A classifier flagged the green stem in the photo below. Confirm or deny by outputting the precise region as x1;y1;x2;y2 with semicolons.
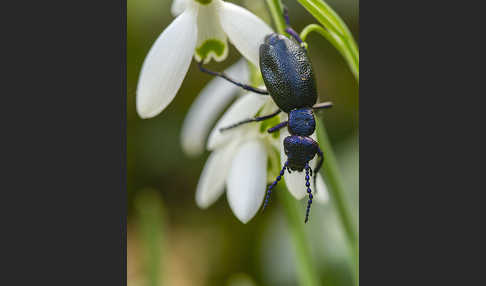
280;186;322;286
265;0;287;33
315;119;358;283
297;0;359;83
296;0;344;36
315;119;357;247
301;24;359;81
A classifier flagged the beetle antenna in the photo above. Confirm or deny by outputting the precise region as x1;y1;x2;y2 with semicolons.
197;61;269;95
312;101;333;111
220;110;281;132
305;163;313;223
262;161;288;212
283;6;305;46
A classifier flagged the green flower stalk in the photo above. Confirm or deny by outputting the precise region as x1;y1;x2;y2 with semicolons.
297;0;359;82
300;24;359;81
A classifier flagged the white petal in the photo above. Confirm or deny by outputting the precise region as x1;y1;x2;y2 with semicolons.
283;168;307;199
171;0;188;16
207;92;268;150
195;142;236;208
283;158;320;199
315;174;329;203
195;1;229;63
181;59;248;156
218;1;273;67
136;7;198;119
226;140;268;223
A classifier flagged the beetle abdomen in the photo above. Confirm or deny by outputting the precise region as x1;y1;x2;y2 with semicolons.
259;33;317;112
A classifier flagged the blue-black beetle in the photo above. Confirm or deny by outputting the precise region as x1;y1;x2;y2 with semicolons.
198;9;332;223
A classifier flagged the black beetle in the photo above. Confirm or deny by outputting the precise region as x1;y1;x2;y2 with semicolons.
197;10;332;223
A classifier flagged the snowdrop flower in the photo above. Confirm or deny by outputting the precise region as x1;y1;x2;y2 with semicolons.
136;0;273;119
181;59;249;156
193;92;329;223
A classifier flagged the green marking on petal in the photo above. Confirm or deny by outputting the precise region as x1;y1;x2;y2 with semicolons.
248;62;264;86
195;39;227;61
195;0;212;4
260;116;281;139
266;145;281;181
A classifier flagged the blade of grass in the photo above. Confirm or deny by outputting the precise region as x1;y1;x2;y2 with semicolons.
135;189;166;286
279;183;322;286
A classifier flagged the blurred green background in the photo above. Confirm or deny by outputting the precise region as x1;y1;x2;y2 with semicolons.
127;0;358;285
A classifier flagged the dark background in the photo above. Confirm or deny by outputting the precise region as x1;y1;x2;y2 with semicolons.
2;0;481;285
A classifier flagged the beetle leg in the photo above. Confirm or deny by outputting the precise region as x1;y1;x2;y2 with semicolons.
286;166;292;174
283;7;305;46
314;147;324;184
312;101;333;111
197;62;269;95
267;121;288;133
219;110;281;132
262;161;288;212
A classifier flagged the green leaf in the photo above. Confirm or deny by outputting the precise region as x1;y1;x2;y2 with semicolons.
297;0;359;83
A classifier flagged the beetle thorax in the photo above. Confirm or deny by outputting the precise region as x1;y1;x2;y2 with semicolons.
288;108;316;136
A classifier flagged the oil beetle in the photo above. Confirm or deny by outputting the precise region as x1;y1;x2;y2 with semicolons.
197;9;332;223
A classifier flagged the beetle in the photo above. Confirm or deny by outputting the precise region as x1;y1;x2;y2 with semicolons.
197;9;332;223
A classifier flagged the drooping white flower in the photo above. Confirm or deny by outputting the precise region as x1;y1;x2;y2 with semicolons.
193;92;329;223
136;0;273;119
